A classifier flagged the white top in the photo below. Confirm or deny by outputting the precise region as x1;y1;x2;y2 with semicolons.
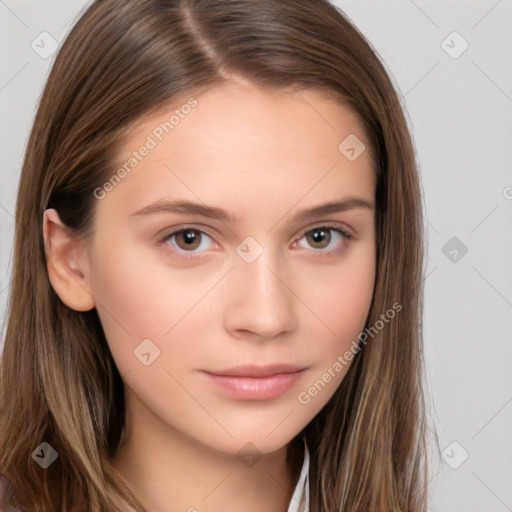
286;437;310;512
0;439;311;512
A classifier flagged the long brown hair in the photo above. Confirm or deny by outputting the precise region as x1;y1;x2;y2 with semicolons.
0;0;429;510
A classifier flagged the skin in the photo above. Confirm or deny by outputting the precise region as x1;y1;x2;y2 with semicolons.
43;80;376;512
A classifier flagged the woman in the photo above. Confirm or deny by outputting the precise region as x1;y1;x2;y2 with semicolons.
0;1;429;510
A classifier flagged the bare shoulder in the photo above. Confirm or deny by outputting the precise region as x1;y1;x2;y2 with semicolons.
0;474;22;512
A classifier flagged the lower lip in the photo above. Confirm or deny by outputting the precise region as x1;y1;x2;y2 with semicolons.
201;371;304;400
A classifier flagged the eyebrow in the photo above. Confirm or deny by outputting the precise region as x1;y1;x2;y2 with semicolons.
130;197;374;224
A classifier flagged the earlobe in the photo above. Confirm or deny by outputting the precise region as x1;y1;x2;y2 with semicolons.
42;208;96;312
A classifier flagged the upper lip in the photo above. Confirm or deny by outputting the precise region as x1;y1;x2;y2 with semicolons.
203;364;306;378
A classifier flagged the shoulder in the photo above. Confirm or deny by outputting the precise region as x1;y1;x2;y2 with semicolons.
0;474;22;512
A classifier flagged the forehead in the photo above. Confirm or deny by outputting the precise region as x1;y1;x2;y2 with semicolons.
97;82;375;223
116;81;369;163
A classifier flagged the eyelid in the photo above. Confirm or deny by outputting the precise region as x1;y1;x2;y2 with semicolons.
158;225;218;254
295;221;355;239
158;222;355;261
292;223;353;256
158;220;355;242
156;223;219;242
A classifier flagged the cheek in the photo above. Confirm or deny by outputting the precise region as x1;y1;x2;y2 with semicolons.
90;230;375;353
291;249;375;411
323;266;374;342
309;243;375;335
85;229;376;450
87;237;219;372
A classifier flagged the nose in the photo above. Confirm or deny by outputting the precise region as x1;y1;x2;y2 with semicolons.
222;245;298;340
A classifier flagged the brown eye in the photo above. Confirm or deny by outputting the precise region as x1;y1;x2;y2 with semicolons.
163;228;213;255
174;229;202;250
305;228;332;249
296;225;352;255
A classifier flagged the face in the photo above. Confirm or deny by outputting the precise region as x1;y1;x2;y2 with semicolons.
82;82;376;455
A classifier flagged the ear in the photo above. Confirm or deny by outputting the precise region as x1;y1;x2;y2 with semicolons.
42;208;96;312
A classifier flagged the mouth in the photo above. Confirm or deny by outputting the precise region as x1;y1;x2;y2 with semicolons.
200;364;307;401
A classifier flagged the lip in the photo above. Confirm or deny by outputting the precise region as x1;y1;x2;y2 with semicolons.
201;364;307;400
206;364;306;377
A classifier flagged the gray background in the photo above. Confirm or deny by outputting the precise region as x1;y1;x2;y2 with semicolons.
1;1;511;510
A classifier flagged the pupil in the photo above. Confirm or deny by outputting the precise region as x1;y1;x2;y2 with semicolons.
178;229;200;250
309;228;329;248
184;231;196;244
313;230;324;241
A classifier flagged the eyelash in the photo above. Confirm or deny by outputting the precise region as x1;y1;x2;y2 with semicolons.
159;224;353;260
